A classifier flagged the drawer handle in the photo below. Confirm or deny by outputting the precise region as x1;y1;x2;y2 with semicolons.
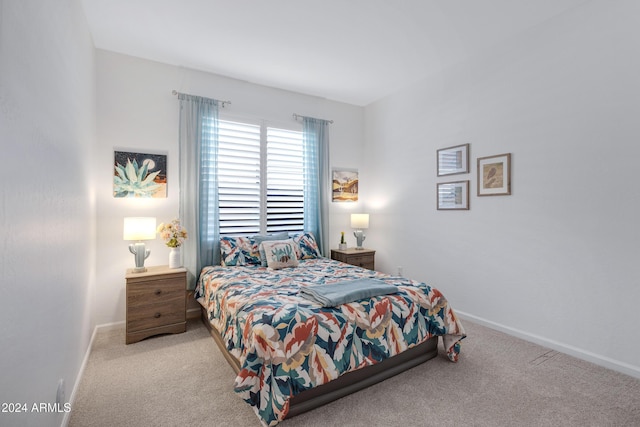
154;313;161;319
154;289;162;296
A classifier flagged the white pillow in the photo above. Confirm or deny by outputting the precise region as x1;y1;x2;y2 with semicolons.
259;240;299;270
254;232;290;266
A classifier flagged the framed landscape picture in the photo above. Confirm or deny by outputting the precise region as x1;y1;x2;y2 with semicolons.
477;153;511;196
437;180;470;210
332;169;358;202
114;150;167;198
437;144;469;176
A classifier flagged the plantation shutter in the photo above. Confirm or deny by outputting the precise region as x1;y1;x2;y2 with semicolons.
266;127;304;234
216;119;304;236
217;120;261;236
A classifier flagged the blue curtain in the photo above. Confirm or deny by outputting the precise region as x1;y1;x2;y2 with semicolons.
302;117;330;256
178;93;220;289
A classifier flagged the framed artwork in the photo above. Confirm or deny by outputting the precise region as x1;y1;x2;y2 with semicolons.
114;150;167;198
437;180;470;210
332;169;358;202
437;143;469;176
477;153;511;196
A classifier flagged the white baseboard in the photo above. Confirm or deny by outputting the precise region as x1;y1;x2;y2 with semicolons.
61;321;125;427
93;320;126;331
456;310;640;380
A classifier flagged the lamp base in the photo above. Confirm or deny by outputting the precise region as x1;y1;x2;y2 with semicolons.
129;242;151;273
353;230;366;250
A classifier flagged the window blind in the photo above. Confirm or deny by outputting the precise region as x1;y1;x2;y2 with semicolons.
216;119;303;236
217;120;261;236
266;127;304;233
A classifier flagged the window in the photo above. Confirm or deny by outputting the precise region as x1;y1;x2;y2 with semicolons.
217;120;261;236
216;118;304;236
266;127;304;233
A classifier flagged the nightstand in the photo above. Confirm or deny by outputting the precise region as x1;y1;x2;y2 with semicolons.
330;248;376;270
125;265;187;344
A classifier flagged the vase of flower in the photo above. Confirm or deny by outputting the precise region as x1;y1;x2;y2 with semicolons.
169;247;181;269
157;219;188;269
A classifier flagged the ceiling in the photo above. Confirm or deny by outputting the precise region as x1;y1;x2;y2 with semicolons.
82;0;586;106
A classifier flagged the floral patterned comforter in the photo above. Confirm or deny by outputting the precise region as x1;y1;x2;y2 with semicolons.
196;258;466;426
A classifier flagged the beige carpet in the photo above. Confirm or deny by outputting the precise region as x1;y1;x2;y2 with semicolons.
69;318;640;427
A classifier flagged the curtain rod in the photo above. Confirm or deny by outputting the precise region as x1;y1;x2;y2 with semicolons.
293;113;334;124
172;90;231;108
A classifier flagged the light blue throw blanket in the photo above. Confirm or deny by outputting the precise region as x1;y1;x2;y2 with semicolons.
299;278;398;307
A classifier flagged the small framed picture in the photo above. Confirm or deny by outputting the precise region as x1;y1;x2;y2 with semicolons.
477;153;511;196
437;144;469;176
114;150;167;198
437;180;470;210
332;169;358;202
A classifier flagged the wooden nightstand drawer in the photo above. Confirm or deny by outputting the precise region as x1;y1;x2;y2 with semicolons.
126;287;185;332
348;254;375;269
127;300;185;332
127;278;184;309
125;266;187;344
331;248;376;271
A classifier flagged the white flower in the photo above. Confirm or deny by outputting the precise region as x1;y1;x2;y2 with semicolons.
157;219;188;248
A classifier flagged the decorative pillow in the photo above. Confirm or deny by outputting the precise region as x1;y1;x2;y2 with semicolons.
219;236;261;266
254;232;290;266
292;232;322;259
260;240;299;270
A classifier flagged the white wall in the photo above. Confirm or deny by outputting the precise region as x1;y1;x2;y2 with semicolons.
0;0;96;425
363;0;640;377
94;50;364;325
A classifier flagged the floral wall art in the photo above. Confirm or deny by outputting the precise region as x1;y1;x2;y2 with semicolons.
113;150;167;198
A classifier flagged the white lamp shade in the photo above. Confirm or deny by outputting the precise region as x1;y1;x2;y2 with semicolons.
350;213;369;229
123;217;157;241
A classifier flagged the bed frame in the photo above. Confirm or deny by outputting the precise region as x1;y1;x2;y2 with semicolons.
200;307;439;418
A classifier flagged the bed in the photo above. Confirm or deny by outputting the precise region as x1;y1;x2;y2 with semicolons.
196;233;466;426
